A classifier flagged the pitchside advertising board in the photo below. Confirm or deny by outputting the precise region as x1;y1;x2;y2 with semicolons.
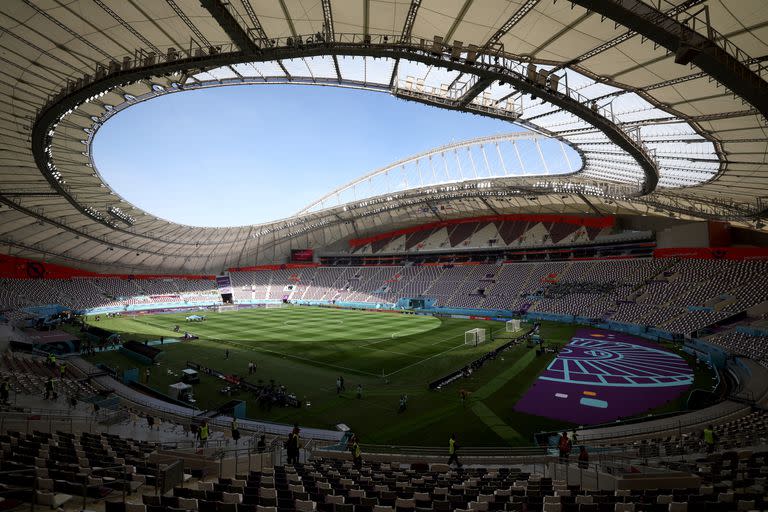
215;275;232;295
216;275;234;304
291;249;314;262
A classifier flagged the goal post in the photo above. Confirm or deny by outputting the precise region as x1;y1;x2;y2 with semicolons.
506;319;521;332
464;328;486;346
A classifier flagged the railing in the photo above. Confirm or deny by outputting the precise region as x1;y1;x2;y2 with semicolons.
640;0;768;85
353;444;548;457
571;402;748;444
0;407;130;436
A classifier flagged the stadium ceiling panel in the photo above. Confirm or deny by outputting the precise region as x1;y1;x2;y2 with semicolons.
0;0;766;274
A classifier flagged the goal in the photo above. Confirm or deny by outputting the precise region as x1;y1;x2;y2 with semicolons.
265;302;285;309
464;328;487;346
216;304;237;313
506;319;521;332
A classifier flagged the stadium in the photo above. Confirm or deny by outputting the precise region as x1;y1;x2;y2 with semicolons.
0;0;767;510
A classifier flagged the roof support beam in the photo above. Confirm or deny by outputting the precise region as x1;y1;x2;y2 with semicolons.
321;0;335;42
277;0;298;38
93;0;163;55
484;0;540;49
20;0;112;61
1;192;60;197
553;0;707;72
388;59;399;88
444;0;474;43
391;0;421;89
240;1;270;44
569;0;768;120
457;77;493;107
165;0;212;48
332;55;342;83
479;196;500;215
199;0;259;52
400;0;422;43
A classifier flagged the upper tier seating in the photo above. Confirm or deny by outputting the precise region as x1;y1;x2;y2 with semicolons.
351;219;648;254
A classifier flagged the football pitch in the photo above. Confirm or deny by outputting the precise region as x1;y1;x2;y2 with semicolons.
84;307;581;446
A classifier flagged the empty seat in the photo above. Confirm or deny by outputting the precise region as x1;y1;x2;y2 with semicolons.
295;499;317;511
326;494;345;505
222;492;242;504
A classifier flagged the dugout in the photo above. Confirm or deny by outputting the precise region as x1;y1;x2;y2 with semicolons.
80;324;114;344
120;340;164;364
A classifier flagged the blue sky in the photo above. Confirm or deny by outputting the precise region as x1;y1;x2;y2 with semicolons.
94;85;515;227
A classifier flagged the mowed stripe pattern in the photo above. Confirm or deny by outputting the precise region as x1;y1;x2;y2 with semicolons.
93;307;501;378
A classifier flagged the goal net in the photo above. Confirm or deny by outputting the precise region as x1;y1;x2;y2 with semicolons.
216;304;237;313
506;319;521;332
265;302;285;309
464;328;487;346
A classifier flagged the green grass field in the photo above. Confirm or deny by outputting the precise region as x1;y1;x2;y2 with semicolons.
81;307;711;446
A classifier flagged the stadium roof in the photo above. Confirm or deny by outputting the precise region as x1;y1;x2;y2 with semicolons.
0;0;766;274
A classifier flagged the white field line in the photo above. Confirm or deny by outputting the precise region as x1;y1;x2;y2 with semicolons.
115;313;471;378
215;338;381;377
384;335;471;378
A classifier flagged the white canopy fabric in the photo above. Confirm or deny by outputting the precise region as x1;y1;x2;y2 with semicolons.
0;0;765;273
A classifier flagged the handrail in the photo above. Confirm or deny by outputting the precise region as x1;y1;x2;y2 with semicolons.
572;401;747;443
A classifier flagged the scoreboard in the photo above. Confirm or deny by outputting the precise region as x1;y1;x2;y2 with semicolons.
290;249;314;262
